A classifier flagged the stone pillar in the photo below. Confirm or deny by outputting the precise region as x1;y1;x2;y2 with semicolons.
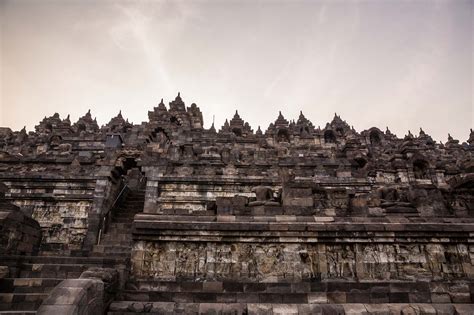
142;166;166;214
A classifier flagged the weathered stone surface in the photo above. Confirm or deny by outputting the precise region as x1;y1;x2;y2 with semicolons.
1;96;473;312
37;278;104;315
0;182;42;256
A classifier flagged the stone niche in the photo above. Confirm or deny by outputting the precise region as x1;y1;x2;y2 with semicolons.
131;241;474;282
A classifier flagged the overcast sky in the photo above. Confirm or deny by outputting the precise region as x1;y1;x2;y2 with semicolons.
1;0;472;142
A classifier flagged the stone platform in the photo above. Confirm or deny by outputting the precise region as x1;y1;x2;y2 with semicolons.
0;95;473;313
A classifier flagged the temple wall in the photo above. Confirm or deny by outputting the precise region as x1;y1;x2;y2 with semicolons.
0;169;122;254
131;241;474;282
1;178;95;253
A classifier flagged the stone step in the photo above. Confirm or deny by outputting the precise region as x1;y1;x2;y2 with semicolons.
102;232;133;240
0;293;48;311
123;198;144;201
121;199;145;204
104;228;132;234
118;208;143;212
121;280;474;304
102;232;132;239
109;222;133;228
100;240;133;247
0;253;129;272
113;212;137;218
107;301;474;314
120;202;144;207
115;207;141;212
118;291;315;304
18;263;90;279
112;218;136;224
102;228;132;240
0;278;62;294
101;233;133;245
113;212;139;217
93;245;131;253
100;236;132;243
127;281;319;293
90;252;131;259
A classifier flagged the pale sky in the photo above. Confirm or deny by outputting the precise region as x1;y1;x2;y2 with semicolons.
1;0;473;142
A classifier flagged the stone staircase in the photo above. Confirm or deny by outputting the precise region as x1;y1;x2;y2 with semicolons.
0;255;125;314
106;279;474;314
0;186;144;314
93;188;145;258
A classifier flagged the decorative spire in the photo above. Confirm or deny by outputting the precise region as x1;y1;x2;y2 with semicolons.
169;92;185;111
219;119;230;133
209;122;216;133
274;111;289;127
157;98;167;111
468;128;474;144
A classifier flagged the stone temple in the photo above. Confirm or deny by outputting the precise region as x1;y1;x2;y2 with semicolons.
0;94;473;314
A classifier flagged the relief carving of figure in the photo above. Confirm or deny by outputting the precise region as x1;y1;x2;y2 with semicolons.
327;246;341;278
341;245;356;278
425;244;445;279
444;245;464;277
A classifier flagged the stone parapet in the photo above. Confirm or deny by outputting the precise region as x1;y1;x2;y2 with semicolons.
130;214;474;284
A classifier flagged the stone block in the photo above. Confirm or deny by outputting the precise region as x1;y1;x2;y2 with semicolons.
151;302;175;314
327;292;346;303
243;283;265;292
365;304;390;315
320;304;345;315
37;304;79;315
0;266;9;279
202;282;223;293
417;304;437;315
343;304;369;315
346;292;370;303
282;293;307;303
389;292;409;303
223;282;243;292
272;304;298;314
308;292;327;304
198;302;223;314
259;293;282;303
450;292;471;303
247;303;272;315
433;304;456;315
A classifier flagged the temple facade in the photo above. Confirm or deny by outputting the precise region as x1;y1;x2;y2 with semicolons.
1;94;474;314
